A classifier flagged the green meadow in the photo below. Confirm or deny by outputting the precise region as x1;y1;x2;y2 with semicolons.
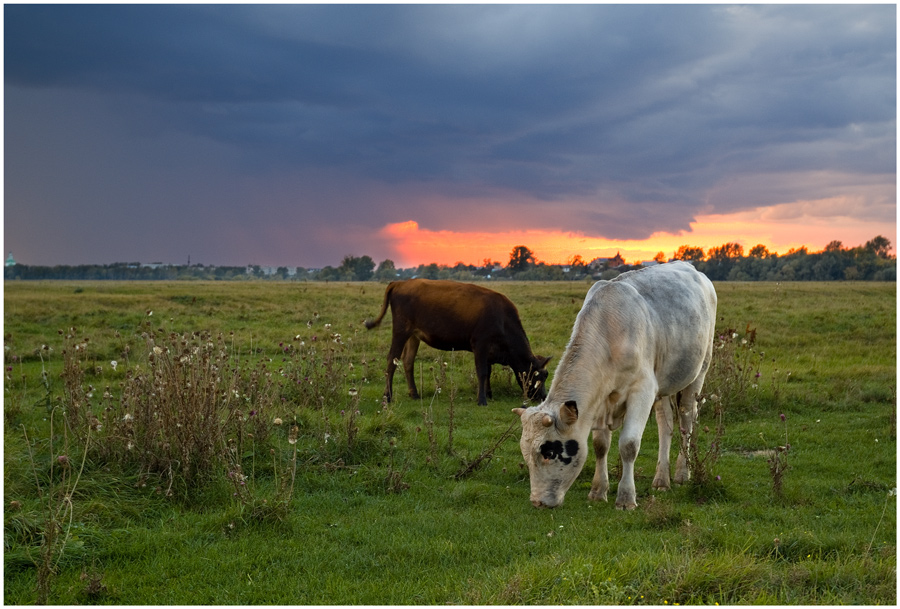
3;279;896;604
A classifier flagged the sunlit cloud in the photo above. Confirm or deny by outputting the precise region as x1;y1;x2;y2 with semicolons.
381;198;896;268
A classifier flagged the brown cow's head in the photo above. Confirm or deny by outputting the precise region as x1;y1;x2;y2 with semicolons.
517;356;551;402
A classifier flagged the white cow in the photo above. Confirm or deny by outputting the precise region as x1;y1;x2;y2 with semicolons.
513;261;717;509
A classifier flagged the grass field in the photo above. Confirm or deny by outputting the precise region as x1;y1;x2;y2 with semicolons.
3;279;896;604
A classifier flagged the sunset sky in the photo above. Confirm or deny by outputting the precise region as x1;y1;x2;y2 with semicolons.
4;4;896;268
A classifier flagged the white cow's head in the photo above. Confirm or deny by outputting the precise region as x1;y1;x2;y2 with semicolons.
513;400;585;508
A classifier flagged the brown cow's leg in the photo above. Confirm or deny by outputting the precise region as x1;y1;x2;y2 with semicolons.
401;336;421;399
384;330;411;403
473;351;491;405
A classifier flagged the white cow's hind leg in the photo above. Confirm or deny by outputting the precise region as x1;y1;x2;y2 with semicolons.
652;396;673;490
588;427;611;502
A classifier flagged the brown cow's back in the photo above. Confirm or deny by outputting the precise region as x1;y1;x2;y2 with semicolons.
388;279;519;348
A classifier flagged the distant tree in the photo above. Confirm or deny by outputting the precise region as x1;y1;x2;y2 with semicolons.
708;242;744;260
417;263;440;279
653;251;666;263
702;243;744;281
749;244;771;258
865;235;893;259
508;245;536;273
824;240;844;253
318;265;345;281
673;245;705;262
375;259;397;281
339;255;375;281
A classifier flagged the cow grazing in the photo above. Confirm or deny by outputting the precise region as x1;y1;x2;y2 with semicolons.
513;261;717;509
365;279;551;406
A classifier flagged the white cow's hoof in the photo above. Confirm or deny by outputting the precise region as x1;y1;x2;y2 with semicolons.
588;490;608;502
652;478;671;491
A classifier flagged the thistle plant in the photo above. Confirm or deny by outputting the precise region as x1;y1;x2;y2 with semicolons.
22;409;90;604
767;413;791;498
684;392;725;489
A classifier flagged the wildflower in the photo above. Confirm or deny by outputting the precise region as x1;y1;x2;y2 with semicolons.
780;413;786;422
152;346;163;356
57;455;69;466
110;360;118;371
123;413;133;422
273;417;283;425
348;388;358;397
289;425;299;444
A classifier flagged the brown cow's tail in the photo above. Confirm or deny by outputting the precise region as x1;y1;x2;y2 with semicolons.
364;282;395;330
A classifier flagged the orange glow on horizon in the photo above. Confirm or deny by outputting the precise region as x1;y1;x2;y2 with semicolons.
380;205;896;268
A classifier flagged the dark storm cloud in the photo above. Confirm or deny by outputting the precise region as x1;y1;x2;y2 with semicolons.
4;4;895;266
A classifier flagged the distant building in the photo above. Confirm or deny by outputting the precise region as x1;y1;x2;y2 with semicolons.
5;252;15;267
588;252;625;271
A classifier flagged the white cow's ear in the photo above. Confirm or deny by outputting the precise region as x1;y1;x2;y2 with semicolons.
560;400;579;425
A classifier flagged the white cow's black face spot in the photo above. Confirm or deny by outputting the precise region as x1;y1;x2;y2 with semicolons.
539;439;580;465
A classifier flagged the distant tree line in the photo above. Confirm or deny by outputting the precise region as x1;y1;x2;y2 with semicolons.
682;235;895;282
5;235;894;282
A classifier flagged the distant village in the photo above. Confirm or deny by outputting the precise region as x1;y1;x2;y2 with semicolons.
3;250;636;282
4;236;896;282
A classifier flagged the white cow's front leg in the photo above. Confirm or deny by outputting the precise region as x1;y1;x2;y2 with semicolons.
589;427;611;502
652;396;673;491
616;383;656;510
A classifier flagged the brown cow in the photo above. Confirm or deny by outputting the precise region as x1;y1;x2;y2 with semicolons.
365;278;551;406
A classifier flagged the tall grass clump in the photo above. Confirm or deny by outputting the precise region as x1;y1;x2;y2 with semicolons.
682;323;766;492
60;325;281;495
21;408;90;604
704;324;765;414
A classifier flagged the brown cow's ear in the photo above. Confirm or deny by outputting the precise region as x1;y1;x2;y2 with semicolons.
560;400;579;425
